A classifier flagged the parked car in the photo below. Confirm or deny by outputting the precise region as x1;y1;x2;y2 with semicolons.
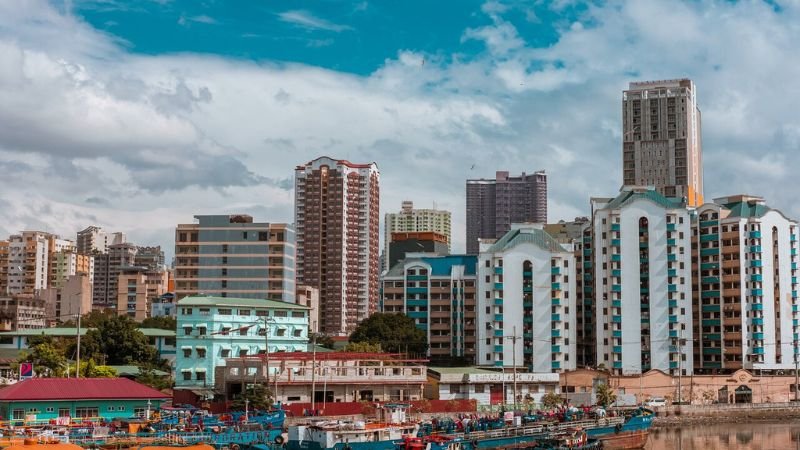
645;397;667;407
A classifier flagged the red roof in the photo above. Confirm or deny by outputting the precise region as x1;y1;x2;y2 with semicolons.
0;378;170;402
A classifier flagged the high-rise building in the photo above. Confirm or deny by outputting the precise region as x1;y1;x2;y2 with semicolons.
0;240;8;295
466;171;547;254
7;232;51;295
592;187;694;375
622;79;703;206
92;243;138;310
174;215;295;303
384;201;451;269
692;195;799;373
294;157;380;336
77;226;126;255
382;255;477;363
117;266;169;321
477;224;576;373
40;273;92;321
387;232;449;269
545;218;595;368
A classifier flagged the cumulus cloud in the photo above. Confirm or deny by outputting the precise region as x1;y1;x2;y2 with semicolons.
1;0;800;259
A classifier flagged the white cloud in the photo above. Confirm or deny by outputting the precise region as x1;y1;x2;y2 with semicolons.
1;0;800;260
277;10;352;33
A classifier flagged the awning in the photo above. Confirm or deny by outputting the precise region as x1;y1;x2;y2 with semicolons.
195;346;207;350
180;369;191;372
195;368;207;372
194;323;208;328
181;346;192;350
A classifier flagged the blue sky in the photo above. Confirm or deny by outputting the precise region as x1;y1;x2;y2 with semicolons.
0;0;799;257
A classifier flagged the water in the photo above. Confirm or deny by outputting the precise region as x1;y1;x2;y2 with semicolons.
645;421;800;449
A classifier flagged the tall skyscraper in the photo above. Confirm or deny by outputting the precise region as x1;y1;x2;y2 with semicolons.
466;170;547;254
622;79;703;206
295;156;380;336
77;226;126;255
384;201;451;269
174;215;295;303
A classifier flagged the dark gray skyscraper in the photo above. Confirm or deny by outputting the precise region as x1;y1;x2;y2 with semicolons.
465;170;547;254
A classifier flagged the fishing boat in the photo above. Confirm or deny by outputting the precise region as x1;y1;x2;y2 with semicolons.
396;428;602;450
582;408;653;450
285;404;419;450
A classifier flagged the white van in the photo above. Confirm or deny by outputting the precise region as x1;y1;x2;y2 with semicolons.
645;397;667;407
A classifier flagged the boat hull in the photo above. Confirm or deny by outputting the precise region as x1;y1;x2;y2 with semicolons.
592;430;649;450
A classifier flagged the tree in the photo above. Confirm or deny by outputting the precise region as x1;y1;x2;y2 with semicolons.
59;310;115;328
311;333;335;350
541;392;563;409
349;313;428;355
81;315;162;367
343;342;382;352
595;383;617;407
18;337;68;377
230;384;273;411
140;316;177;331
136;364;172;391
76;359;117;378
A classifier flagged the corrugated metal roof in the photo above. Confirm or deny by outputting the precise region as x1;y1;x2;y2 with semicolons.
603;189;684;210
0;378;170;401
0;328;174;337
177;296;309;309
385;255;477;277
486;228;566;253
724;201;771;218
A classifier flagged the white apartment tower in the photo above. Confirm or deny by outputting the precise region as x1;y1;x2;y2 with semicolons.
7;231;51;295
693;195;800;372
77;226;126;255
623;79;703;207
593;187;694;375
477;224;577;373
384;201;452;268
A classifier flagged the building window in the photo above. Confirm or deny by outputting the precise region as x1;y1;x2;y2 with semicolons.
198;327;207;336
239;309;251;316
221;349;231;358
197;348;206;358
274;310;288;318
46;407;54;413
242;231;248;239
293;329;302;337
107;406;115;412
474;385;485;393
182;371;191;381
199;308;210;316
134;408;146;418
183;349;191;358
12;409;24;420
256;310;268;317
276;329;286;337
239;350;248;357
75;407;99;418
196;372;206;382
118;406;125;411
183;327;192;336
58;408;70;417
218;308;232;315
291;311;305;318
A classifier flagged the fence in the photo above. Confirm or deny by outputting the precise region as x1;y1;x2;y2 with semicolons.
282;399;478;418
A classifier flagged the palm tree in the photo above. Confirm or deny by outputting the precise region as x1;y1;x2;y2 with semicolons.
595;383;617;407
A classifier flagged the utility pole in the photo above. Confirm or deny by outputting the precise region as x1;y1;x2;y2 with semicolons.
76;306;81;378
264;316;270;386
311;322;317;413
512;326;518;409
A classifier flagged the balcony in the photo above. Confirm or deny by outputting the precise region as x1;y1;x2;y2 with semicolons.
494;267;504;274
667;223;676;231
494;345;504;352
669;315;678;323
668;299;678;308
752;317;764;326
494;298;503;306
551;345;561;353
612;316;622;323
494;282;503;290
611;284;622;292
701;262;720;270
611;223;621;231
611;239;621;247
702;304;721;312
668;269;677;277
750;274;763;282
494;314;503;322
702;290;720;298
612;300;622;308
552;283;561;291
700;248;718;257
611;269;622;277
667;239;677;247
749;231;761;239
752;347;765;355
704;347;722;355
551;298;561;306
494;329;504;337
407;275;427;281
551;314;561;322
668;284;678;292
750;303;763;311
406;287;427;294
612;346;622;354
668;254;678;261
551;329;561;337
700;220;719;228
551;267;560;275
700;234;719;243
611;254;622;262
750;245;762;253
751;289;763;296
702;319;721;327
702;276;720;284
552;361;561;370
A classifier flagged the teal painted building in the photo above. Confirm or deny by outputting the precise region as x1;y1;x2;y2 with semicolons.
175;295;309;395
0;378;169;421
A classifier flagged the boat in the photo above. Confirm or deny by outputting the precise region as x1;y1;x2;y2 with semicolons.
396;428;602;450
285;404;419;450
582;408;653;450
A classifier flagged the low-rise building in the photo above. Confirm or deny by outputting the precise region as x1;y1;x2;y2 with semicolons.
175;296;310;396
216;351;427;403
151;293;177;318
296;286;320;334
40;273;92;321
0;296;46;331
0;378;169;421
426;367;560;406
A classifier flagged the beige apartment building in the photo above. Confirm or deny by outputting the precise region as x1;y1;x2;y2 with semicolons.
40;273;92;320
117;266;169;320
174;215;295;302
622;79;703;206
7;232;51;295
384;201;451;269
0;241;8;295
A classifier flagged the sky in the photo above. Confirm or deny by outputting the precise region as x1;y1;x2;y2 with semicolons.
1;0;799;260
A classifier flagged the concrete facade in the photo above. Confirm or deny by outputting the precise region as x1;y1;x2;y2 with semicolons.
116;267;170;321
466;171;547;254
622;79;703;206
382;255;477;362
477;224;577;373
692;195;800;372
427;367;560;406
592;187;694;376
77;226;126;255
387;232;450;270
7;232;50;295
174;215;295;303
384;201;452;269
295;157;380;336
40;273;92;321
174;296;309;395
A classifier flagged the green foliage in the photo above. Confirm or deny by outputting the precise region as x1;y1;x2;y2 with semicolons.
67;359;117;377
312;333;335;350
343;342;383;353
59;310;115;328
136;364;173;391
81;315;162;367
230;384;273;411
595;383;617;407
349;313;428;355
541;392;563;409
140;316;177;331
17;337;68;377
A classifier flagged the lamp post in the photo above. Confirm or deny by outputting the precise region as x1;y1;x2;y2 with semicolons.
795;338;799;402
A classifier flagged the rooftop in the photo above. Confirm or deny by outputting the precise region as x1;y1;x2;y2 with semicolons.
0;378;169;402
0;328;175;337
603;187;685;210
485;226;566;253
385;255;477;278
177;296;309;310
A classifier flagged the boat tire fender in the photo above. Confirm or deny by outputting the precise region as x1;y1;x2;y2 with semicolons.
274;435;285;445
231;444;240;450
614;424;622;434
471;438;479;449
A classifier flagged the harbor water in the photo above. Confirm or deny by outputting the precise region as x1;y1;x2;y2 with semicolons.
645;421;800;449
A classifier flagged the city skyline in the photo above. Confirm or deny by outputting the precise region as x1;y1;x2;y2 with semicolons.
1;1;798;259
